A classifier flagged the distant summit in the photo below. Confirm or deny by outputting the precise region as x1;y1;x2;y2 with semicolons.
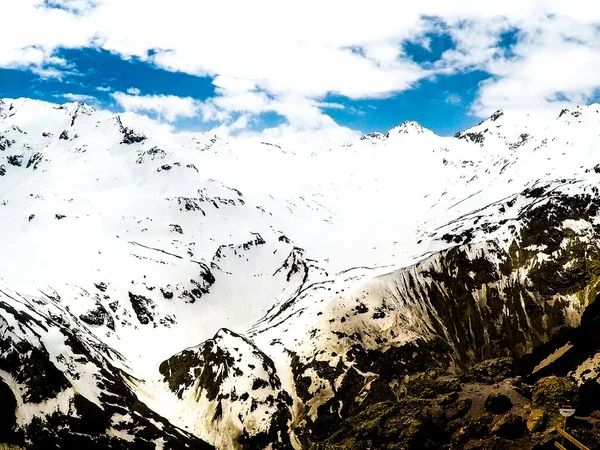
385;120;434;136
358;120;434;142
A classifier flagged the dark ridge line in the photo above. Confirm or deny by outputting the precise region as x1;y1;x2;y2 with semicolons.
447;189;484;210
433;192;518;231
434;177;582;233
248;308;308;337
374;238;502;281
0;297;46;337
336;264;393;276
255;256;311;327
128;241;183;260
518;179;581;217
130;241;211;268
248;279;334;333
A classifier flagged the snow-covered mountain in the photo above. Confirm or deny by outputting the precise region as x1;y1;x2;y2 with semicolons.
1;98;600;449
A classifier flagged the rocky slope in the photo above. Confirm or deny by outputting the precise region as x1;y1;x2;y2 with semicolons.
1;98;600;448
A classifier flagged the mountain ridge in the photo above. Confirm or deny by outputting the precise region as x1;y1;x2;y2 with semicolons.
0;97;600;449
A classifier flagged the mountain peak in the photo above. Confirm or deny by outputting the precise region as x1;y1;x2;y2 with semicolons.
61;101;96;115
0;99;7;119
488;109;504;122
355;121;434;145
385;120;433;137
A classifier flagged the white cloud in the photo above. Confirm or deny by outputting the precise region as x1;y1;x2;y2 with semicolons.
445;93;462;105
2;0;600;131
30;65;66;80
471;16;600;115
111;91;201;122
61;92;96;102
228;120;360;151
118;110;176;141
126;87;141;95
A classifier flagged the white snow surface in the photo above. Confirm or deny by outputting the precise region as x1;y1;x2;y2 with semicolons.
2;98;600;448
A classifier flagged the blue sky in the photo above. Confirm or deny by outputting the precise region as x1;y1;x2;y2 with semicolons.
2;1;600;140
0;45;490;136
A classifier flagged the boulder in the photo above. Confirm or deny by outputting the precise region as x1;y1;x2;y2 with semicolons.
464;358;517;384
452;413;493;445
532;376;578;410
526;408;546;433
419;405;446;427
438;391;459;406
405;370;461;398
447;398;473;421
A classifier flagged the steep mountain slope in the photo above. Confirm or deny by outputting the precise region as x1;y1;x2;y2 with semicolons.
1;98;600;449
0;98;321;448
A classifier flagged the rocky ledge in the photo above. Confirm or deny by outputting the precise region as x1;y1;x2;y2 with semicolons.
304;360;600;449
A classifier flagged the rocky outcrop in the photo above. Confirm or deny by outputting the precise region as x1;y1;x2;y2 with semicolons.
202;182;600;448
4;98;600;450
303;368;600;449
0;297;214;450
116;116;146;144
159;329;293;449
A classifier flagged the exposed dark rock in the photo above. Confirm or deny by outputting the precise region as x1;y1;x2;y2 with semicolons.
127;292;156;325
59;130;69;140
532;376;578;411
169;224;183;234
0;337;69;404
94;282;108;292
117;116;146;144
361;378;397;408
509;133;530;149
406;370;461;399
79;303;114;330
0;378;18;443
0;297;215;450
7;155;22;166
447;398;473;421
0;137;13;151
456;131;485;144
452;413;494;446
26;152;43;169
160;329;292;449
136;146;166;164
180;270;215;304
526;407;546;432
490;110;504;121
465;358;518;384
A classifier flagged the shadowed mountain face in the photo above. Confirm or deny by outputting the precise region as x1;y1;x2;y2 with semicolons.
168;182;600;449
1;99;600;449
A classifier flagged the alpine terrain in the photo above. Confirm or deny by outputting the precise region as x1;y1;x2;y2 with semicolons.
1;98;600;449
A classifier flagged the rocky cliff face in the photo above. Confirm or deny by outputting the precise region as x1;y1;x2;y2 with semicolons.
1;99;600;449
0;284;214;449
160;179;600;449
